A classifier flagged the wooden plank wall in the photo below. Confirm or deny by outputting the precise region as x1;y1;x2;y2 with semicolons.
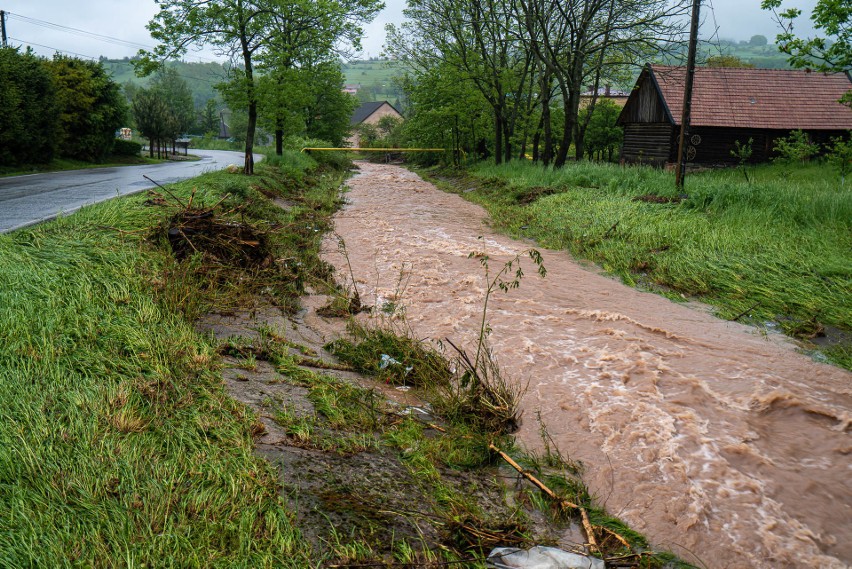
619;74;668;124
684;127;848;165
620;123;674;166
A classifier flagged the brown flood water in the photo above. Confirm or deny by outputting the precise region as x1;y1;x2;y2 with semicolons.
323;162;851;568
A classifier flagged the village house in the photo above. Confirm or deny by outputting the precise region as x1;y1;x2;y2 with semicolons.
347;101;403;147
617;64;852;166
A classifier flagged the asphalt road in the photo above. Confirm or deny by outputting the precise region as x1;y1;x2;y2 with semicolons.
0;150;260;233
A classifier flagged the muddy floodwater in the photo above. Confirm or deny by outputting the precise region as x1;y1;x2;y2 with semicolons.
323;162;851;568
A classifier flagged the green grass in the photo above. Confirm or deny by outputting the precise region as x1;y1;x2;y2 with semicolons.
342;60;406;102
0;153;341;566
189;137;245;151
429;160;852;369
342;60;404;84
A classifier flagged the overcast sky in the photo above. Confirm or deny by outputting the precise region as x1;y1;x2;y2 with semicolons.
2;0;820;63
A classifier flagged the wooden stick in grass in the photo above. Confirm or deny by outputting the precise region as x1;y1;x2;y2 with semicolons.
489;442;599;553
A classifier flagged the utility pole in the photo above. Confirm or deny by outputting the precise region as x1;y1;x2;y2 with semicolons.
675;0;701;189
1;11;7;48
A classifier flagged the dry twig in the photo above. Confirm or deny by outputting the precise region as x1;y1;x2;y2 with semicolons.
488;443;599;553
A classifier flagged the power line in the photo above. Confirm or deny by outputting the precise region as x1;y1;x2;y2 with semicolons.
8;36;99;60
5;11;221;64
5;12;235;93
7;12;156;51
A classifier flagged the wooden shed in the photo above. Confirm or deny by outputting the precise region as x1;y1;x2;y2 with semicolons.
617;64;852;166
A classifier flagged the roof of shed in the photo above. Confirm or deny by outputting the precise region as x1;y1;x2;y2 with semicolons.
350;101;400;125
647;64;852;130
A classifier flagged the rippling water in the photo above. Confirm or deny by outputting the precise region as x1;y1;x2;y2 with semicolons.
323;162;851;568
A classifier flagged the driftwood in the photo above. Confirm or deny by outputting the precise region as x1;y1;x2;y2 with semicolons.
292;355;354;372
489;443;599;553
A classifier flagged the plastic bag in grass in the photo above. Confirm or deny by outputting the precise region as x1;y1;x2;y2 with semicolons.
487;546;605;569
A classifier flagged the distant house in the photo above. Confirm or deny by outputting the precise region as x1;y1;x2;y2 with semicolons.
617;64;852;166
343;84;360;95
347;101;403;147
580;85;630;108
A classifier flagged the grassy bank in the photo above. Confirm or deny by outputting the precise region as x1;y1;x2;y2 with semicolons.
426;160;851;369
0;149;343;566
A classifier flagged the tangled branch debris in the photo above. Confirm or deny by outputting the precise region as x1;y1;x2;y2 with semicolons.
488;443;600;553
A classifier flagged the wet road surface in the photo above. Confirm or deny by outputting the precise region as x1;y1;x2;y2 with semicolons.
0;150;257;233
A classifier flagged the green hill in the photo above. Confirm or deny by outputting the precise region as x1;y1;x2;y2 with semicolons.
100;58;228;107
341;59;406;104
699;40;791;69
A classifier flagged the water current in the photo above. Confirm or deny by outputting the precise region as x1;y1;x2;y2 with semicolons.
323;162;851;568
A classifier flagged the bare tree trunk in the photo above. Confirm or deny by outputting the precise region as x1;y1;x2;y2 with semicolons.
542;100;552;165
503;121;512;163
244;98;256;174
275;116;283;156
494;110;504;165
555;111;571;167
532;114;543;162
240;16;256;175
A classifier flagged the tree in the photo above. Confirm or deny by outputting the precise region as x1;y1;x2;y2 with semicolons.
772;129;820;164
826;134;852;185
150;66;195;144
762;0;851;105
199;98;220;136
394;61;492;164
0;47;59;166
387;0;537;166
750;34;768;46
258;0;382;153
139;0;282;174
43;55;127;162
302;62;359;146
518;0;689;166
580;97;623;161
132;89;171;159
706;55;754;68
123;80;140;105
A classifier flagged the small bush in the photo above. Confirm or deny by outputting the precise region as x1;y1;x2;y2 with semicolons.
826;134;852;185
112;139;142;157
327;326;453;388
772;130;820;165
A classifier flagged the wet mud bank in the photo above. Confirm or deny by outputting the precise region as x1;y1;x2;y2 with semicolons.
196;300;578;564
322;162;851;568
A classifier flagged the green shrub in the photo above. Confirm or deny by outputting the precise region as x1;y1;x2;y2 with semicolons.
772;129;820;164
826;134;852;185
112;138;142;157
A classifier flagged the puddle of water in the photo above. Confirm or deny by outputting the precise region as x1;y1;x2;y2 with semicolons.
323;161;852;568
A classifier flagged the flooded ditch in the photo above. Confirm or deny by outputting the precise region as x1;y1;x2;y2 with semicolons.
197;299;576;563
319;161;851;568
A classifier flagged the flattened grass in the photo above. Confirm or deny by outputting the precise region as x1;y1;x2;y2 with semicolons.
0;157;339;565
436;161;852;369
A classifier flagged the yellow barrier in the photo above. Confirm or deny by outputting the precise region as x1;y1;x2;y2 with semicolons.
301;147;446;153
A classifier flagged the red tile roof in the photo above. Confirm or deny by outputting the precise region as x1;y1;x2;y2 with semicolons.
650;64;852;130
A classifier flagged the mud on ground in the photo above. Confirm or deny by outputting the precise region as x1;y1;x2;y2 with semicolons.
197;295;576;564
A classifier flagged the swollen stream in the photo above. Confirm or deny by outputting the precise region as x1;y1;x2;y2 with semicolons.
323;162;851;568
